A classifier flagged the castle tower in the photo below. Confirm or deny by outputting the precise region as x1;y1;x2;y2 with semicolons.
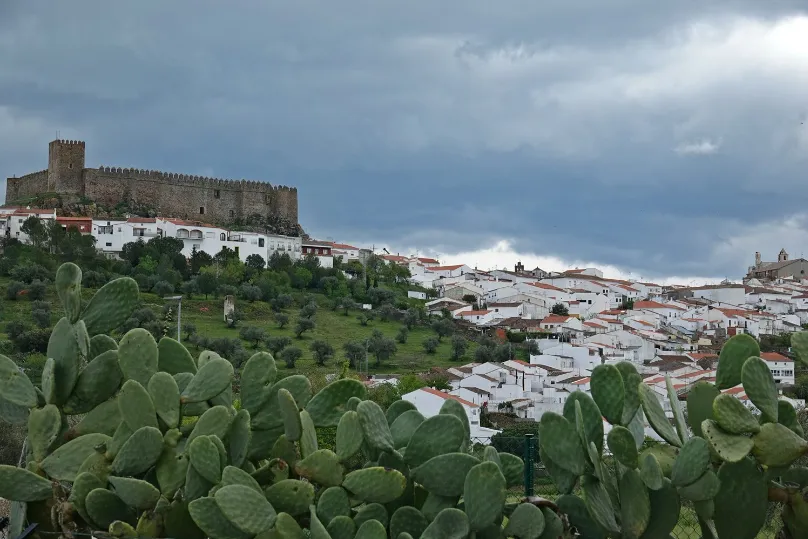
755;251;761;267
48;139;85;195
779;248;789;263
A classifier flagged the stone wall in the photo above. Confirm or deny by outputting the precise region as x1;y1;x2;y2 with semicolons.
5;170;49;203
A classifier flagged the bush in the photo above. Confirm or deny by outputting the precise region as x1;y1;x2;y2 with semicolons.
431;318;455;341
6;281;24;300
153;280;175;296
267;336;292;355
300;302;318;319
218;284;238;297
240;325;269;348
396;326;409;344
14;329;50;354
10;263;52;284
5;320;28;341
182;278;199;298
31;309;51;329
357;313;370;326
294;318;315;338
82;270;108;288
422;336;440;354
310;340;335;366
28;280;47;301
377;304;398;322
225;308;243;328
207;337;250;367
280;346;303;368
451;334;468;360
272;293;293;312
275;313;289;329
240;283;262;302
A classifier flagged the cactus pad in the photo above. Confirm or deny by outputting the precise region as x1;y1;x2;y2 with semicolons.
156;447;189;497
421;508;470;539
671;437;711;487
63;349;122;414
713;458;768;539
618;469;650;539
666;375;689;444
439;399;471;445
581;475;620;534
40;432;110;481
463;461;506;531
678;470;721;501
607;425;638;468
741;356;779;422
503;502;544;539
227;408;251;468
27;404;61;462
295;449;344;487
701;419;753;462
265;479;315;516
538;412;586;475
67;396;121;438
354;503;389;529
186;405;233;445
713;393;760;434
45;318;83;405
118;379;159;431
81;277;140;336
215;484;277;534
85;488;135;530
108;476;161;509
112;426;163;476
639;478;680;539
539;444;577;494
157;336;198;375
354;519;387;539
55;262;82;322
327;516;356;539
386;399;418;425
615;361;642;425
279;387;303;441
639;383;681;447
390;409;426;449
0;465;54;502
556;495;605;539
147;372;180;428
357;400;395;452
590;364;625;425
412;453;480;497
404;414;465;468
563;391;604;455
69;472;105;526
716;333;760;389
89;334;118;359
118;328;159;387
343;467;407;504
182;357;234;404
390;506;429;539
752;422;808;467
639;452;664;490
189;435;223;483
336;410;363;460
239;351;277;414
188;496;251;539
305;378;367;427
317;486;352;524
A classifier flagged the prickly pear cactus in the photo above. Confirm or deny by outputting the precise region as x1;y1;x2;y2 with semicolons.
537;333;808;538
0;262;549;539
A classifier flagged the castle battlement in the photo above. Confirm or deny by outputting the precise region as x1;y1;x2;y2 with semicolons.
95;166;298;193
53;139;85;147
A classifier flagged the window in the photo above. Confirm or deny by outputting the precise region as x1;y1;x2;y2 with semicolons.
214;189;220;199
259;238;264;247
206;232;214;238
220;233;226;241
199;207;205;215
193;243;201;250
230;210;234;218
105;242;112;247
68;163;73;169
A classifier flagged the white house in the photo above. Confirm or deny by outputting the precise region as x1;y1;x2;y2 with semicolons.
4;208;57;243
760;352;795;386
690;284;746;305
402;387;500;443
426;264;472;279
487;302;524;318
456;310;503;325
329;242;361;261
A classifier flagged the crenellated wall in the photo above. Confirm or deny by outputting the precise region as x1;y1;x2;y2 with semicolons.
5;170;49;203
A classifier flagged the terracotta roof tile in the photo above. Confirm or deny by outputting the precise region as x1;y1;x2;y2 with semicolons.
419;387;478;407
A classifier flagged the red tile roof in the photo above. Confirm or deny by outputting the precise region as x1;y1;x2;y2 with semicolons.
572;377;591;385
127;217;157;223
715;308;754;318
527;282;567;292
330;242;360;250
541;314;572;324
760;352;793;363
419;387;478;407
427;264;465;272
459;310;491;316
13;208;56;215
418;257;440;264
688;353;718;360
634;301;685;311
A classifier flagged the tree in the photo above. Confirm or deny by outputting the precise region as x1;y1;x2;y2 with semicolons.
431;318;455;341
526;339;540;356
240;326;269;348
189;246;213;274
267;336;292;355
474;345;494;363
272;293;293;312
245;254;266;273
153;280;174;296
182;323;197;341
423;337;440;354
214;246;240;266
404;308;420;329
343;260;364;279
620;299;635;310
225;309;243;328
551;303;569;316
292;267;313;289
396;326;409;344
240;283;262;302
340;298;358;316
357;313;370;327
451;335;468;361
21;216;48;249
28;280;47;301
197;271;218;298
343;341;367;369
32;308;50;329
280;346;303;369
294;318;315;338
6;281;24;301
275;313;290;329
182;279;199;298
377;304;397;322
310;340;335;366
300;302;318;319
368;334;397;366
398;374;426;395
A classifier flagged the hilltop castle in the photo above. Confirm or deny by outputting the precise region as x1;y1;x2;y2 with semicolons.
4;140;298;226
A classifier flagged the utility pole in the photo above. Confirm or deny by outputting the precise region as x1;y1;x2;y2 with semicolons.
166;295;183;341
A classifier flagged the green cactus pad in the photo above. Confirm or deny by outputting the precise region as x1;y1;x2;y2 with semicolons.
358;400;395;452
498;452;524;488
89;334;118;359
215;484;277;534
638;478;680;539
665;375;689;444
463;461;506;531
185;462;214;502
221;465;262;493
741;356;779;421
189;496;252;539
270;434;299;469
273;512;305;539
678;470;721;501
55;262;82;322
716;333;760;389
713;458;768;539
386;399;418;425
324;516;354;539
563;391;604;455
118;328;159;387
294;449;344;486
181;357;234;404
615;361;642;425
581;475;620;534
63;349;122;414
439;398;471;444
343;467;407;504
503;502;544;539
239;352;277;414
45;317;83;405
390;409;426;449
76;450;112;484
155;336;196;374
300;409;318;458
81;277;140;335
639;452;664;490
265;479;315;516
420;491;457;521
252;375;313;430
227;408;251;468
0;465;53;502
607;425;638;468
791;331;808;367
752;422;808;467
0;394;30;425
69;472;105;526
421;508;470;539
482;446;502;469
412;453;480;497
778;400;800;432
107;421;133;459
317;486;352;524
112;426;163;476
40;432;110;481
278;387;303;441
354;503;389;529
713;393;761;434
309;504;333;539
538;444;577;494
618;469;651;539
538;412;586;475
689;382;722;435
701;419;753;462
390;506;429;539
187;405;233;445
85;488;135;529
108;476;161;510
626;407;646;449
590;364;625;425
353;519;386;539
556;495;606;539
109;520;138;538
404;414;465;468
304;378;367;427
156;447;189;497
538;507;562;539
146;372;180;428
639;383;681;447
671;437;711;487
118;379;159;431
27;404;62;462
336;410;364;460
189;435;222;483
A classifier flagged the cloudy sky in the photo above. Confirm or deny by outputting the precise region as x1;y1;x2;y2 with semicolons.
2;1;808;283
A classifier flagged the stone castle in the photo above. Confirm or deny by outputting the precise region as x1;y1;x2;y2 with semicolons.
5;140;298;226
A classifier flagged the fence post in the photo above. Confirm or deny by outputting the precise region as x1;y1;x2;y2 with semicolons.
524;433;535;497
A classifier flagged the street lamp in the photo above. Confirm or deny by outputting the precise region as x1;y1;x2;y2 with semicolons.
165;295;183;342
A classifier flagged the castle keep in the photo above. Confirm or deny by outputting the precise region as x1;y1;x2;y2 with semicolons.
5;140;298;225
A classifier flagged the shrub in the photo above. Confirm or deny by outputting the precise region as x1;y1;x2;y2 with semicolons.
310;340;335;366
225;308;243;328
182;322;197;341
300;302;318;319
153;280;175;296
14;328;50;353
5;320;28;341
240;283;262;302
27;280;47;301
357;313;370;326
9;263;52;284
272;293;293;311
275;313;289;329
451;334;468;360
182;278;199;298
31;309;51;329
377;303;398;322
431;318;455;341
396;326;409;344
82;270;108;288
240;325;269;348
6;281;24;301
294;318;315;338
422;336;440;354
218;284;238;297
280;346;303;368
267;335;292;355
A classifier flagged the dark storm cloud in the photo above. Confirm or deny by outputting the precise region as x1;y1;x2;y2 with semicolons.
2;0;808;279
